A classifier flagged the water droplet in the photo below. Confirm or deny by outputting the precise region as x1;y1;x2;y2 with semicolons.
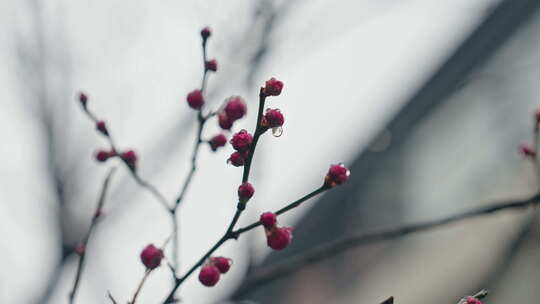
272;126;283;137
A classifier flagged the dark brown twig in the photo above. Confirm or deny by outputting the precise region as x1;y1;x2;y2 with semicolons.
68;167;116;304
129;269;151;304
231;194;540;299
107;291;119;304
380;296;394;304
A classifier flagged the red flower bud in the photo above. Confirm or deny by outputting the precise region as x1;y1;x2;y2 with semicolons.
140;244;163;270
228;151;248;167
205;59;218;72
224;96;247;121
260;212;277;229
95;150;114;162
201;27;211;39
263;77;284;96
324;163;350;187
210;257;233;274
238;182;255;201
218;112;233;130
187;90;204;110
209;134;227;151
96;120;109;136
74;244;85;256
198;265;220;287
121;150;138;169
78;92;88;108
266;226;293;250
520;143;536;158
262;108;285;128
465;297;482;304
230;129;253;152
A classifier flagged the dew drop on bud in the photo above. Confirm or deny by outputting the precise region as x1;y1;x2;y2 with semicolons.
272;126;283;137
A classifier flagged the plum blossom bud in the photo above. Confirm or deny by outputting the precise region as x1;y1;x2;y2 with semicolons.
324;163;350;187
266;226;293;250
238;182;255;202
230;130;253;152
201;27;211;39
210;257;233;274
74;244;85;256
224;96;247;121
262;108;285;129
95;150;114;162
520;143;536;158
464;297;482;304
218;112;233;130
96;120;109;136
260;212;277;229
78;92;88;108
205;59;218;72
140;244;163;270
187;90;204;110
263;77;284;96
228;151;247;167
198;265;220;287
121;150;138;170
209;134;227;151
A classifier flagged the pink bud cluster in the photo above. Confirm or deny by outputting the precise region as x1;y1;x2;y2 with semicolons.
218;96;247;130
140;244;164;270
95;149;138;171
228;130;253;167
238;182;255;202
198;256;233;287
260;212;293;250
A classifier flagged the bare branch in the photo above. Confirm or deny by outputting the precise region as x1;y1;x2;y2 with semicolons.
232;194;540;298
68;167;117;304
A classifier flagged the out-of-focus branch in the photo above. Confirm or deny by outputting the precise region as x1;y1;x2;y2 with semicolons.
231;193;540;299
380;297;393;304
68;168;117;304
107;291;118;304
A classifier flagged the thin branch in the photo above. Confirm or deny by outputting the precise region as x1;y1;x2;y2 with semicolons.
129;269;151;304
107;291;119;304
80;103;171;212
68;167;117;304
231;193;540;299
380;297;393;304
162;89;273;303
457;290;488;304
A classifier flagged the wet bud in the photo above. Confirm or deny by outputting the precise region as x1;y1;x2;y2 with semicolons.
187;90;204;110
210;257;233;274
209;134;227;151
260;212;277;229
96;120;109;136
140;244;163;270
198;265;220;287
205;59;218;72
218;112;234;130
263;77;284;96
224;96;247;121
266;226;293;250
238;182;255;202
262;108;285;129
201;27;211;40
324;163;350;187
230;129;253;152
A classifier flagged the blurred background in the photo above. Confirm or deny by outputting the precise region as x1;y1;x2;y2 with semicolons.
1;0;540;303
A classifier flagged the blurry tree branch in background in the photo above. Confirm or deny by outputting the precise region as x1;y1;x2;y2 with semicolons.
69;168;116;304
232;193;540;299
